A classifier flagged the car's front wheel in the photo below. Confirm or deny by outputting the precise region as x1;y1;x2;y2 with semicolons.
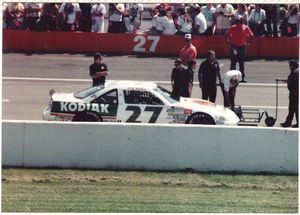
185;112;215;125
72;111;103;122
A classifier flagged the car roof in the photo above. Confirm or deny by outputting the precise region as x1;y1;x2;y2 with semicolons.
105;80;158;90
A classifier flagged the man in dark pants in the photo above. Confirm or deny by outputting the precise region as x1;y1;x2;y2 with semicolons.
89;53;108;86
198;50;222;103
263;4;279;37
225;15;253;83
278;60;299;128
221;70;242;110
171;58;195;100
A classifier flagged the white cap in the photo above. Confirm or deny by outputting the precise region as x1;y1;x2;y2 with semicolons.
184;34;192;39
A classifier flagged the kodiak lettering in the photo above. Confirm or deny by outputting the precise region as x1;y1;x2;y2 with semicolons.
60;102;109;113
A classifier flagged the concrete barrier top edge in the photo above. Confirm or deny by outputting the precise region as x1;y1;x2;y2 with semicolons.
2;120;299;132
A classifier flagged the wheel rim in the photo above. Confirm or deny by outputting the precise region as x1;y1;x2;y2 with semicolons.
73;112;102;122
187;113;215;125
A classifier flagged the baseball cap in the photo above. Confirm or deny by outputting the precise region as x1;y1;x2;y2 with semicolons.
207;50;215;57
94;52;103;60
175;58;182;63
184;34;192;40
289;59;299;67
236;15;244;22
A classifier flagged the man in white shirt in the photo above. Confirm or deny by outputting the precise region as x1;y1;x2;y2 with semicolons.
221;70;242;109
108;3;125;33
91;3;106;33
156;10;176;35
59;3;81;31
194;6;207;35
214;4;234;35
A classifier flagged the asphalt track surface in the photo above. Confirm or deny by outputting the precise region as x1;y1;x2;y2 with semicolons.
2;53;296;127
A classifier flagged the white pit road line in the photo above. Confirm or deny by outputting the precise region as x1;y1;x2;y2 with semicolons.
2;77;288;109
2;77;287;87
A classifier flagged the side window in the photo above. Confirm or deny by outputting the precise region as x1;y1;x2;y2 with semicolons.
123;90;163;105
92;89;118;104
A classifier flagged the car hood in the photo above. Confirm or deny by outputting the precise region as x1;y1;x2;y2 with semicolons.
179;97;220;112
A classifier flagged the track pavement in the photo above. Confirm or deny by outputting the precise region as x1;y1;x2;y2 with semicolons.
2;53;295;127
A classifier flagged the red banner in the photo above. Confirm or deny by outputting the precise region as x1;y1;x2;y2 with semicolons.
3;30;299;58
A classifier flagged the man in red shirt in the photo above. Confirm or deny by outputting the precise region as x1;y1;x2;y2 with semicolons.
225;15;254;83
179;33;197;68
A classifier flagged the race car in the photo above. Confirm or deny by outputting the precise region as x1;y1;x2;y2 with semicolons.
42;80;240;125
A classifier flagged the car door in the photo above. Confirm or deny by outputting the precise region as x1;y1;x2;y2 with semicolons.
91;89;119;122
117;89;167;123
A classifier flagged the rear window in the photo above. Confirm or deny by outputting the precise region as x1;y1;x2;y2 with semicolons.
74;85;104;99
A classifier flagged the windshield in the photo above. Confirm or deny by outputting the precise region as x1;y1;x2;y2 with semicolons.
154;86;178;104
74;85;104;99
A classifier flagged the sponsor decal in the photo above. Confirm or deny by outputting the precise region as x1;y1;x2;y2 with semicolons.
166;107;188;122
167;107;184;116
102;116;117;122
184;109;192;115
173;114;186;121
60;102;109;113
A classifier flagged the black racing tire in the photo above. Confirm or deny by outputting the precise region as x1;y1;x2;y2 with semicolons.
72;111;103;122
185;112;216;125
265;117;276;127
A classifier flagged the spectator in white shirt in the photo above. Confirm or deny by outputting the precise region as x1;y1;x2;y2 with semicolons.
156;10;176;35
107;3;125;33
58;3;81;31
91;3;106;33
144;8;160;35
194;6;207;35
214;4;234;35
286;4;300;37
175;7;192;35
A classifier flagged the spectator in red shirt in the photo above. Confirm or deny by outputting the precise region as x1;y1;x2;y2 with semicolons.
225;15;254;83
179;33;197;68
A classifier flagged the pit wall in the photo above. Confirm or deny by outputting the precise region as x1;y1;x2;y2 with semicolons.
2;120;298;174
3;30;299;58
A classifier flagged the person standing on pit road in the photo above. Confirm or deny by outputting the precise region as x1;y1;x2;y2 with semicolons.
225;15;254;83
171;58;184;100
198;50;222;103
89;53;108;87
170;58;195;100
179;33;197;69
277;60;299;128
185;59;197;97
221;70;242;110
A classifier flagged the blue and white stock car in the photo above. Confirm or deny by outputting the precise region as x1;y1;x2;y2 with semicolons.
43;81;240;125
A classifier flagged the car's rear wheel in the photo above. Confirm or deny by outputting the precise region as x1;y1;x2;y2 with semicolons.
185;112;215;125
72;111;103;122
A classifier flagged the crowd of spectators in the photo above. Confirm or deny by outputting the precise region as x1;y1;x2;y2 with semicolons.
3;3;300;37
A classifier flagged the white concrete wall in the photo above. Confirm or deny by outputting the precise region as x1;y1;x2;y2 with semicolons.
2;120;298;174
